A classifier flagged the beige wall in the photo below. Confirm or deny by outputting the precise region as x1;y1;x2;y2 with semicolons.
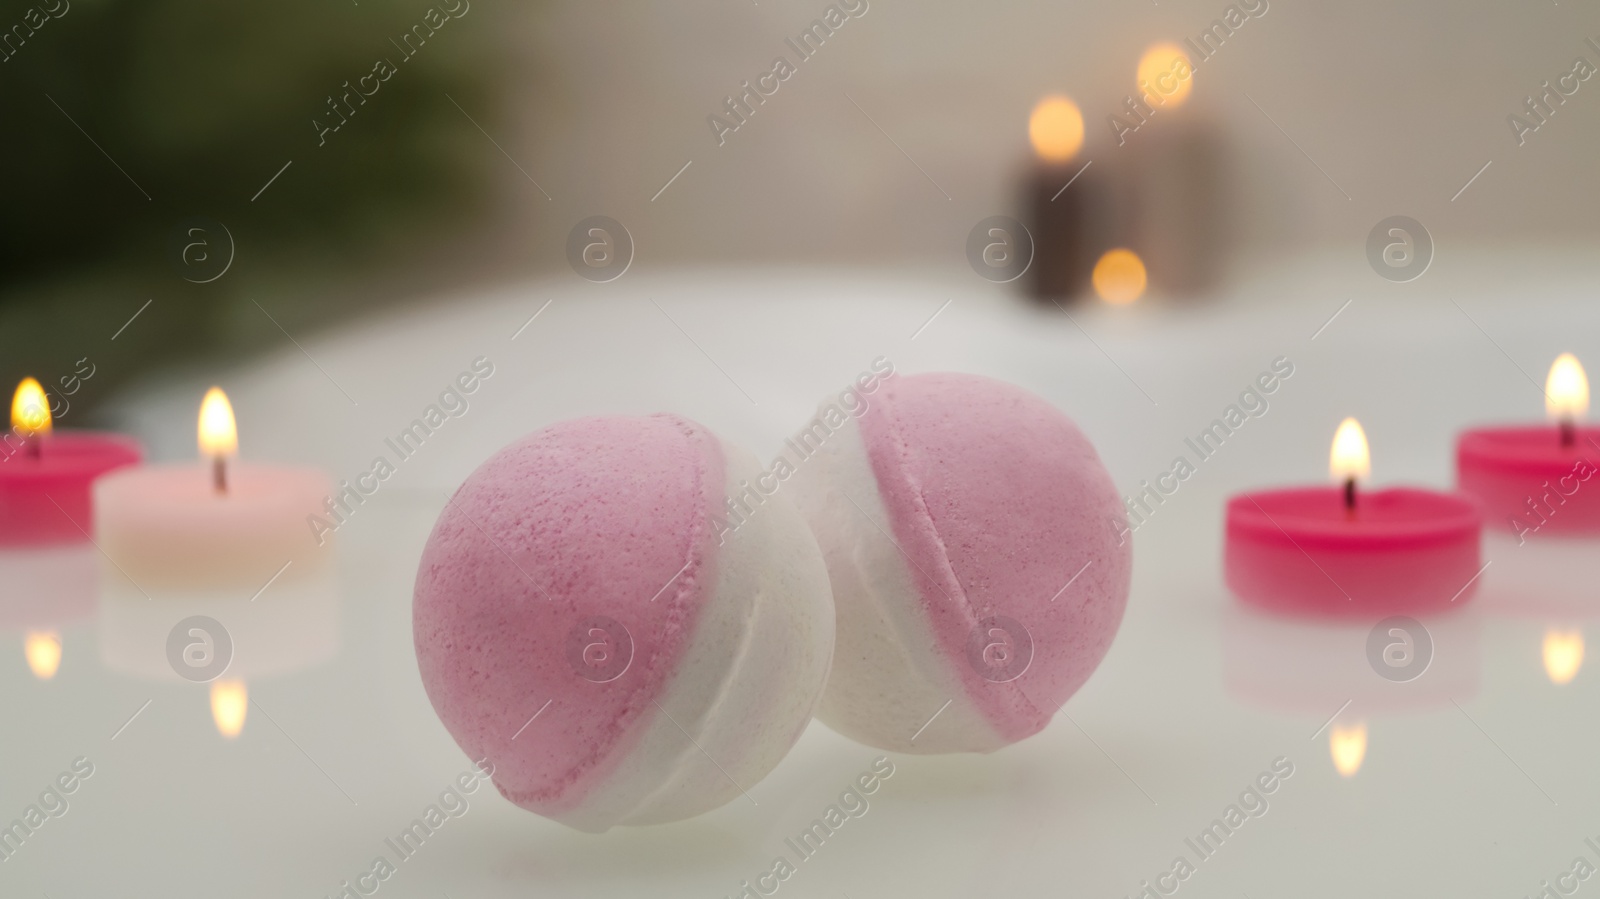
485;0;1600;272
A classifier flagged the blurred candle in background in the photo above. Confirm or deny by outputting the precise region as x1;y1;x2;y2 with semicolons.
0;377;142;545
1023;95;1121;302
1457;354;1599;538
1125;42;1230;297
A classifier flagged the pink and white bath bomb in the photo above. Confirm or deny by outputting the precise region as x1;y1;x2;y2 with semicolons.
790;372;1131;754
413;415;834;832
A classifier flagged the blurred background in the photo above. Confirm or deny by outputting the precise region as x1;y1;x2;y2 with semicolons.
6;0;1599;421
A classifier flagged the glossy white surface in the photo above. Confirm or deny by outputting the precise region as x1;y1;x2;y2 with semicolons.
4;258;1598;898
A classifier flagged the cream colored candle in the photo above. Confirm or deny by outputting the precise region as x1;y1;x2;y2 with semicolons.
93;388;331;589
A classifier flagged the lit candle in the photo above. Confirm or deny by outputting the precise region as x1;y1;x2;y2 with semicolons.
93;387;332;588
0;378;142;545
1021;94;1123;301
1224;419;1484;615
1125;41;1229;297
1456;354;1599;539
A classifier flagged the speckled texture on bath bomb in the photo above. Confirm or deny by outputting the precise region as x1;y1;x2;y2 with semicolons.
790;372;1131;754
414;414;834;831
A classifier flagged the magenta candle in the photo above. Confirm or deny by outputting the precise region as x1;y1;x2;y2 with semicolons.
1457;426;1600;538
0;379;141;545
1226;488;1483;616
1455;353;1597;540
1224;417;1484;616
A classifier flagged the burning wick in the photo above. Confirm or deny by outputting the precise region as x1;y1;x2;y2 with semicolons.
1330;418;1370;514
1546;353;1588;450
198;387;238;496
11;377;51;461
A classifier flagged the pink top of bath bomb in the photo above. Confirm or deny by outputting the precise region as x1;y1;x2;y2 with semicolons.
413;415;724;816
859;373;1130;743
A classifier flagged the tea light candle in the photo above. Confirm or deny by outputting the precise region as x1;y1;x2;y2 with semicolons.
1225;419;1484;617
1457;353;1600;539
93;387;332;589
0;378;142;545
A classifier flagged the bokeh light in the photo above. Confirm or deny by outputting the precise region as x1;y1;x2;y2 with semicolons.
1092;249;1148;304
25;631;61;680
1544;627;1583;685
1136;42;1194;108
1028;96;1085;163
211;679;248;739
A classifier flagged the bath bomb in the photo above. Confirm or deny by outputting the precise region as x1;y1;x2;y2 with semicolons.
790;372;1130;754
414;415;834;832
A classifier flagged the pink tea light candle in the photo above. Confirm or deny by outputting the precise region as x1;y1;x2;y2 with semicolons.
1457;353;1600;540
1225;418;1484;617
94;387;331;589
0;378;142;545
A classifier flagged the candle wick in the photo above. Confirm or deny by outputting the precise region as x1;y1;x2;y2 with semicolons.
213;456;227;495
24;436;40;460
1560;417;1575;448
1343;477;1356;511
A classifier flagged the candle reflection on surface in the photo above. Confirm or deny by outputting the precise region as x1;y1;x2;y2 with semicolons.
1543;627;1584;685
24;630;61;680
98;570;337;741
211;679;248;739
1330;722;1367;778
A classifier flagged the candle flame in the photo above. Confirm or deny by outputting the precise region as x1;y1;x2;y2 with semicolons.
11;378;51;437
1330;721;1367;778
1029;95;1085;163
1545;353;1588;421
1092;248;1148;305
1136;42;1194;108
211;679;247;738
198;387;238;459
1543;627;1583;685
24;631;61;680
1330;418;1371;484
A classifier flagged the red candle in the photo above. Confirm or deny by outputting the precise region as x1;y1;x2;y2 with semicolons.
0;378;141;545
1225;418;1484;617
1457;353;1598;540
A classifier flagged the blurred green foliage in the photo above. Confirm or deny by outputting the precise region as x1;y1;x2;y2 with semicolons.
0;0;499;418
